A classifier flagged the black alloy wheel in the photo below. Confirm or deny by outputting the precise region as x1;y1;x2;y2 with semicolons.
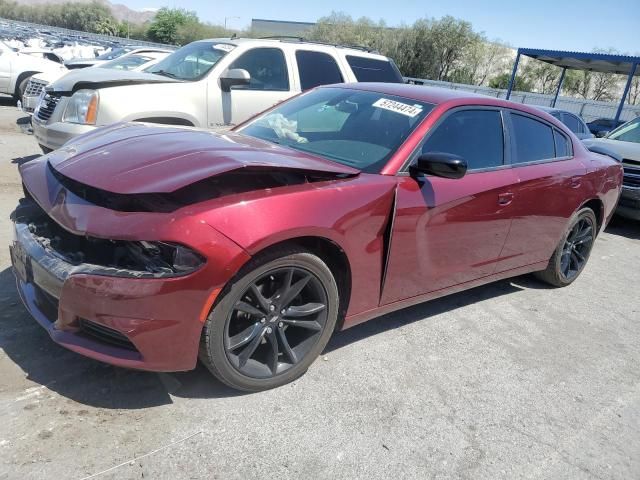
199;248;339;392
559;216;594;281
535;207;597;287
225;267;328;379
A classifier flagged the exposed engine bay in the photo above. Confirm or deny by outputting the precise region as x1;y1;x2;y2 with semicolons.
12;197;204;277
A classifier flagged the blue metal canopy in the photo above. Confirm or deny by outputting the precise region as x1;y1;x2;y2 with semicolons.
506;48;640;124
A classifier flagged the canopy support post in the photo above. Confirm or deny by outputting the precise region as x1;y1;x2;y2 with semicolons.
615;62;638;125
506;50;521;100
552;67;567;107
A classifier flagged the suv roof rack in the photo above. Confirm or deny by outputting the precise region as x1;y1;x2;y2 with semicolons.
256;36;375;53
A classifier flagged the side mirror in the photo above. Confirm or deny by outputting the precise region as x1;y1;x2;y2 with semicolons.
595;130;608;138
220;68;250;92
410;152;467;179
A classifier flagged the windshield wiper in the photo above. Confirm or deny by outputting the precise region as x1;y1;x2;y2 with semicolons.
151;69;179;79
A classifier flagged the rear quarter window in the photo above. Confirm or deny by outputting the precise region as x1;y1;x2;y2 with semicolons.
553;130;571;157
345;55;403;83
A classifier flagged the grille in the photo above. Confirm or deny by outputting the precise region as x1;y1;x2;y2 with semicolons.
78;319;138;351
33;285;59;323
35;93;61;122
24;78;49;97
622;159;640;189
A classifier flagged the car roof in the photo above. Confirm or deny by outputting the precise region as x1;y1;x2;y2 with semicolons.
197;37;390;60
327;82;501;104
324;83;573;123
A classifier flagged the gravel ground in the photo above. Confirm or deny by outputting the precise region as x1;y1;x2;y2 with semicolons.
0;99;639;480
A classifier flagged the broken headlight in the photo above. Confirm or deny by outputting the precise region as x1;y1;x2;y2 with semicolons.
130;241;206;275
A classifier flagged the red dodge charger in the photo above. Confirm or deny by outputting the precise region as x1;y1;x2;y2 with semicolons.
10;84;623;391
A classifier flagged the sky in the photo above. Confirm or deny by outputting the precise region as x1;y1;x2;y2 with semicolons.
120;0;640;53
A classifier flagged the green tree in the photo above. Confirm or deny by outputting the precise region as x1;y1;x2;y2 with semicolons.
488;72;533;92
175;20;229;45
147;7;198;44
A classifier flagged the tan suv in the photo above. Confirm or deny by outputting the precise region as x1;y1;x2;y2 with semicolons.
32;37;404;152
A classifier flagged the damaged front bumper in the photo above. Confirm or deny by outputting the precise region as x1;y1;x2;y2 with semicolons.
9;198;248;372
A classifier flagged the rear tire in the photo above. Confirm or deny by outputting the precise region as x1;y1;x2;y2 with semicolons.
199;246;339;392
535;208;597;287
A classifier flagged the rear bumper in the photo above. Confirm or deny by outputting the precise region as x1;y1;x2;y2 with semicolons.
10;220;214;372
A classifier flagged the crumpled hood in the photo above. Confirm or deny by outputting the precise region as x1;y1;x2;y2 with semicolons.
42;122;360;194
48;68;179;94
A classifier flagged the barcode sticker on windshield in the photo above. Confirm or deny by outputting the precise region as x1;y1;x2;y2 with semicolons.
373;98;423;117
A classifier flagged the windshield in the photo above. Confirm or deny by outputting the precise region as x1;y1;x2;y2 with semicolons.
101;53;155;71
145;41;233;81
607;118;640;143
96;47;133;61
238;87;434;173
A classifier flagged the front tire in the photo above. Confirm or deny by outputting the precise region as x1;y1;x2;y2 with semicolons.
535;207;597;287
15;75;32;101
199;247;339;392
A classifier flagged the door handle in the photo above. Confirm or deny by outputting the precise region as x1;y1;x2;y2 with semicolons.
570;176;581;188
498;192;514;206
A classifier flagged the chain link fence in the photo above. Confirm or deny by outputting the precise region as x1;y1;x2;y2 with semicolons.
406;77;640;124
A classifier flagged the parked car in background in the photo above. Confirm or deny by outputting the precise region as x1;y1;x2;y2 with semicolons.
19;47;64;64
21;48;171;114
584;117;640;220
587;117;626;137
64;45;145;69
0;40;66;99
11;84;622;391
535;106;593;140
31;37;404;152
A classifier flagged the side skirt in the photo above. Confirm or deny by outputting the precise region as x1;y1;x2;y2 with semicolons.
341;260;548;330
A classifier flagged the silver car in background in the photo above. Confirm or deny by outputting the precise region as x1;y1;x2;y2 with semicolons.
536;106;593;141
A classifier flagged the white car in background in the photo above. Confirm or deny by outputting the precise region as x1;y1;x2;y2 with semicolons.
584;117;640;220
0;40;66;100
18;47;65;65
64;46;145;69
32;37;404;151
22;48;171;114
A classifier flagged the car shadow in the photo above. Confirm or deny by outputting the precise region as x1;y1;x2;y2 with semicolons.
0;95;16;107
325;277;529;353
605;215;640;240
1;264;543;406
0;267;176;409
12;153;40;166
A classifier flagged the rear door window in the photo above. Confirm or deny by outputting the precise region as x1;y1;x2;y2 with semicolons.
421;109;504;170
345;56;403;82
510;113;555;163
295;50;344;91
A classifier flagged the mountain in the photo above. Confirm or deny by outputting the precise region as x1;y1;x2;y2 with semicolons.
15;0;156;24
